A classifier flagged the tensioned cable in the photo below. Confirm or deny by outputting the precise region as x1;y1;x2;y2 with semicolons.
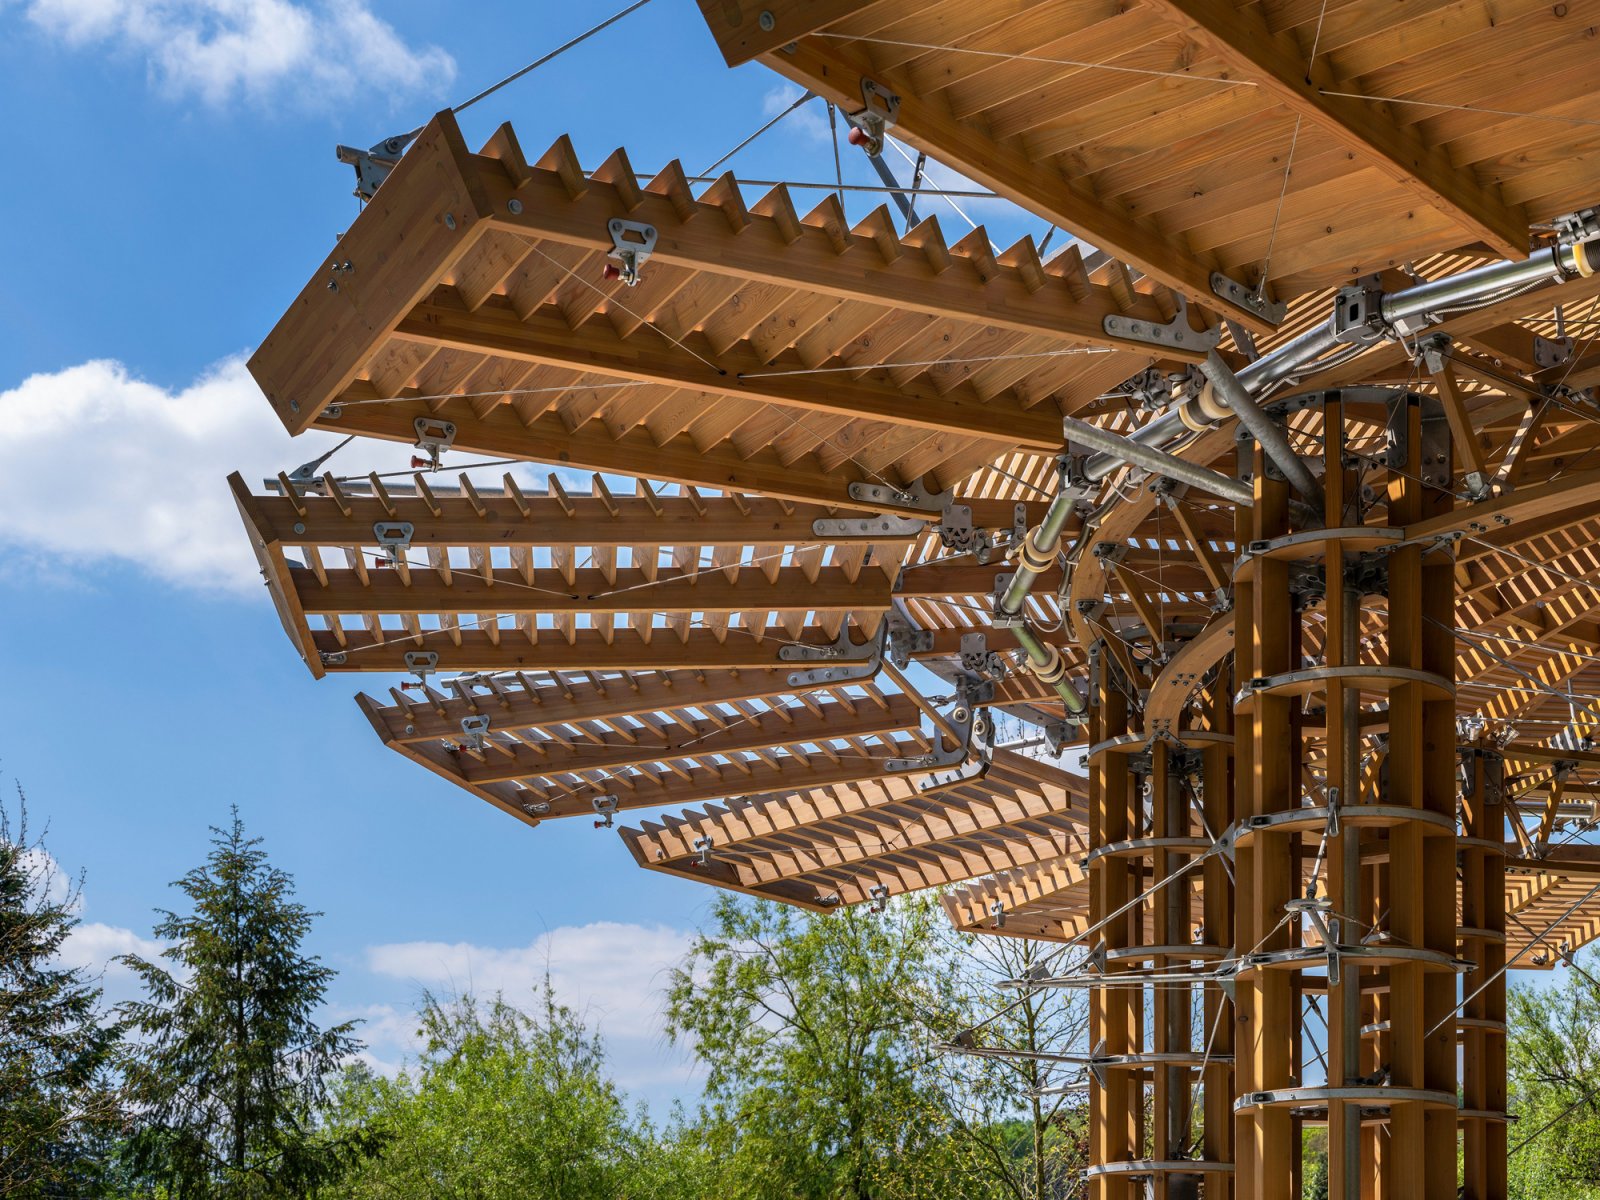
814;34;1259;87
1317;90;1600;129
884;137;992;246
626;172;1000;199
1427;875;1600;1037
331;380;647;409
828;103;846;211
738;346;1114;380
699;90;818;177
1305;0;1334;81
524;244;726;374
448;0;656;120
1257;116;1303;294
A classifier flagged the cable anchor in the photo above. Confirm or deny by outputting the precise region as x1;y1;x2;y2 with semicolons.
335;130;419;201
603;219;657;286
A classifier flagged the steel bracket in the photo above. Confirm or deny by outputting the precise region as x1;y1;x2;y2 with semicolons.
373;521;414;566
1534;334;1575;370
844;78;899;157
592;795;619;828
812;513;928;539
319;650;348;667
459;715;490;752
335;131;418;201
1210;271;1287;325
1103;295;1221;352
1331;285;1389;345
991;572;1024;629
886;612;933;668
521;799;551;817
847;476;951;514
606;219;657;287
412;417;456;470
1539;205;1600;247
959;632;1007;681
403;650;438;677
784;625;887;688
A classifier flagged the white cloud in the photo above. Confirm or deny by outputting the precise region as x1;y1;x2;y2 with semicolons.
22;0;456;106
59;920;168;985
761;82;830;147
0;356;393;593
365;921;700;1091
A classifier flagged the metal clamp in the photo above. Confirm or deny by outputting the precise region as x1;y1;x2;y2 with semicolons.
412;417;456;470
335;131;418;201
403;650;438;678
605;219;657;287
592;795;619;829
1210;271;1287;325
847;476;951;514
1103;295;1221;352
693;835;713;867
959;632;1007;681
868;884;890;913
373;521;414;566
844;78;899;157
459;715;490;752
886;612;933;668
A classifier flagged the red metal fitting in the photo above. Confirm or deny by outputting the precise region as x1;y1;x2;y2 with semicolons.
846;125;869;147
602;263;622;281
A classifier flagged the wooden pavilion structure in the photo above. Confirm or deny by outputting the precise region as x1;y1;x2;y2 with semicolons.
237;2;1600;1194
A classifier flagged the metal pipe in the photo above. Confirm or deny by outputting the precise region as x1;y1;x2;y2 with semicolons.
1201;351;1325;508
1063;415;1254;506
1014;622;1087;717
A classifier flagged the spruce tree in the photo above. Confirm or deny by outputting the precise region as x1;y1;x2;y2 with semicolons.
0;789;122;1198
117;808;372;1197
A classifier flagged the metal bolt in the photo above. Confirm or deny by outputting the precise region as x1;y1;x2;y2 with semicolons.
758;9;775;30
289;399;300;413
508;199;523;215
443;212;457;230
326;280;338;291
293;522;306;535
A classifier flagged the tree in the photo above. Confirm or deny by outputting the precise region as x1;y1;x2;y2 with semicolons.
926;933;1090;1200
116;808;372;1198
324;985;710;1200
0;788;122;1198
1508;952;1600;1198
665;893;974;1200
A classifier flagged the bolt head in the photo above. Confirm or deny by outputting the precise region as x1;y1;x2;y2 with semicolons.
507;198;523;215
758;9;775;30
443;212;457;230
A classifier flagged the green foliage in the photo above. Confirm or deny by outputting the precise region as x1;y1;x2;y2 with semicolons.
0;789;123;1198
1301;1127;1328;1200
116;808;373;1199
923;933;1089;1200
665;892;983;1200
323;986;712;1200
1508;954;1600;1198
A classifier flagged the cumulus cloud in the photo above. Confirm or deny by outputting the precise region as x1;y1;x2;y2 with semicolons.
22;0;456;106
365;921;700;1091
0;357;396;593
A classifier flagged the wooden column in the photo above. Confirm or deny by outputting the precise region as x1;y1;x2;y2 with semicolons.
1088;642;1138;1200
1460;744;1508;1200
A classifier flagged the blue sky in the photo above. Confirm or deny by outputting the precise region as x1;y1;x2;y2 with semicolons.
0;0;1560;1113
0;0;1058;1110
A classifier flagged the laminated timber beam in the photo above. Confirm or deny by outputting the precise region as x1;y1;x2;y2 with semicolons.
695;0;879;67
232;473;1048;549
314;623;964;676
391;289;1071;451
748;35;1275;332
317;391;925;513
289;565;893;615
253;109;1183;439
457;743;935;821
363;668;868;743
623;750;1089;904
471;125;1183;356
1140;0;1529;256
452;694;922;783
